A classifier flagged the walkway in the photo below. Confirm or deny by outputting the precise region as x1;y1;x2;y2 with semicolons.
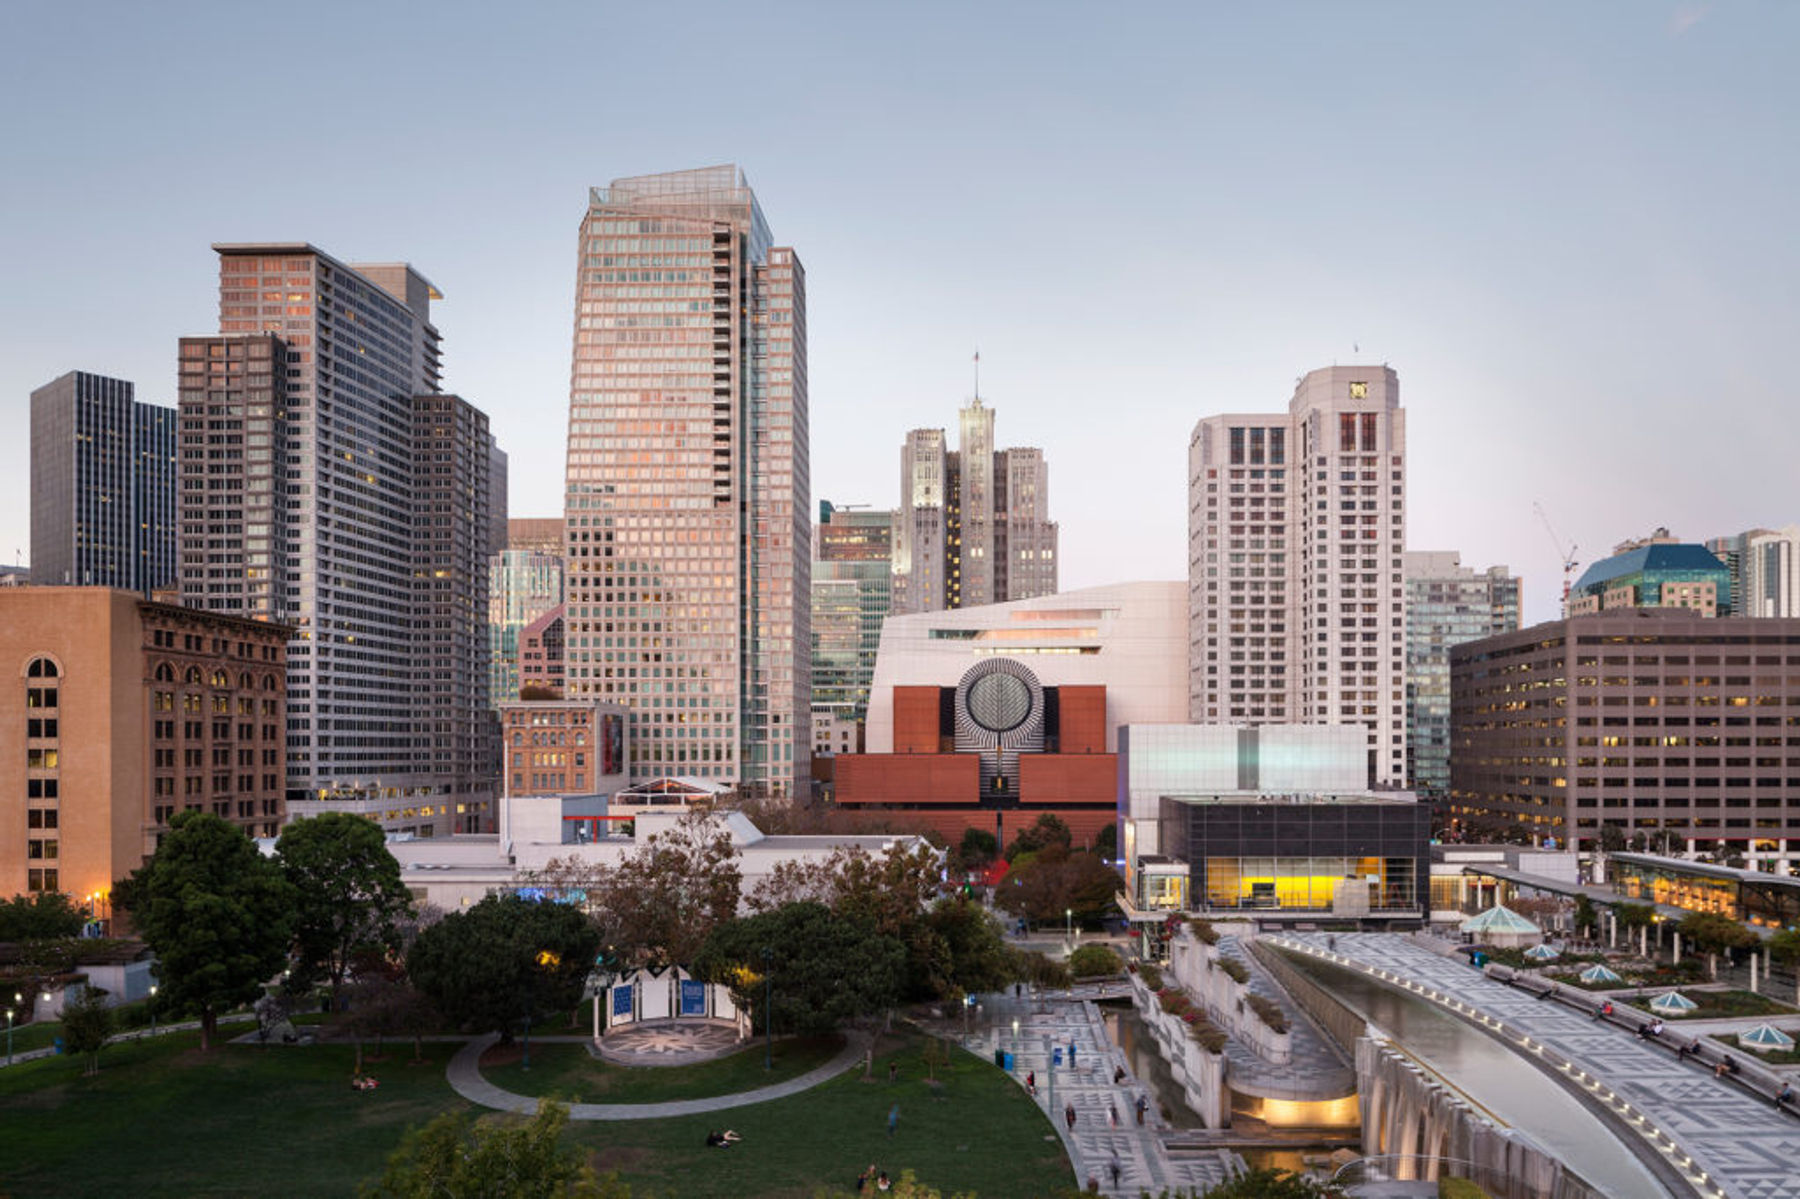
1216;935;1355;1097
1273;932;1800;1199
445;1032;867;1120
961;991;1238;1197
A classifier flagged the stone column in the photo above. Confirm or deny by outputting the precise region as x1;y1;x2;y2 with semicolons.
1673;932;1682;965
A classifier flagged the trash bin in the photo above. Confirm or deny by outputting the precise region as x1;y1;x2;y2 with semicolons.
1003;1051;1014;1071
1053;1047;1064;1066
53;1037;64;1056
994;1048;1005;1068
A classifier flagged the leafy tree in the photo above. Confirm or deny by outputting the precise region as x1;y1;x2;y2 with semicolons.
115;810;295;1050
276;812;415;1007
1597;824;1628;854
956;827;998;870
0;891;86;941
1009;946;1073;991
1005;813;1072;862
1094;822;1118;860
1199;1167;1339;1198
1613;902;1657;932
364;1100;631;1199
695;901;906;1036
919;896;1016;998
1068;944;1124;978
60;985;113;1075
1573;894;1599;937
595;811;742;970
1769;928;1800;968
995;847;1121;926
406;894;600;1042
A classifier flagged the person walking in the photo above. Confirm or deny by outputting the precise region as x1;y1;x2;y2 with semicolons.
1064;1101;1077;1131
1068;1039;1078;1069
1109;1100;1119;1128
1135;1094;1148;1126
887;1103;900;1137
1026;1070;1036;1097
1110;1152;1123;1188
888;1060;898;1084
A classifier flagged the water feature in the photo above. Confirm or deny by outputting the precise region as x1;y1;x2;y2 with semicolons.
1283;953;1677;1199
1099;1001;1205;1129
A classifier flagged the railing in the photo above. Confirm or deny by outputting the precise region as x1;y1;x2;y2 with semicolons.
1247;938;1365;1058
1333;1154;1610;1199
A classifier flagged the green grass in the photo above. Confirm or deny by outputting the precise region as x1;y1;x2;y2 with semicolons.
1628;990;1798;1019
565;1030;1072;1198
0;1026;1074;1198
1439;1179;1493;1199
485;1035;845;1103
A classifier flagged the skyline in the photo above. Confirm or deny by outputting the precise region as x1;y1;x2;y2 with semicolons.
5;2;1799;626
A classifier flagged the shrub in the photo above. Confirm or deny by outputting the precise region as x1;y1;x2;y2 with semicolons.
1069;943;1124;978
1187;1018;1226;1054
1247;994;1289;1034
1159;990;1191;1016
1138;964;1164;991
1218;958;1249;985
1189;920;1220;946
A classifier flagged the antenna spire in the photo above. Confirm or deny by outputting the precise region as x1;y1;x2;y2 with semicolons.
973;348;980;400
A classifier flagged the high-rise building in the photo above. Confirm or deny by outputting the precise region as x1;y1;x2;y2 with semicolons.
811;501;894;749
520;604;566;697
1707;526;1800;618
0;588;288;902
562;166;809;797
1402;551;1520;799
30;371;177;592
1568;532;1731;616
489;521;564;708
891;397;1057;615
180;244;496;824
1188;366;1407;784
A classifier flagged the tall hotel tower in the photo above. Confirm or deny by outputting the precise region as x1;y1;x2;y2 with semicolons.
1189;366;1407;784
563;167;809;798
179;245;497;818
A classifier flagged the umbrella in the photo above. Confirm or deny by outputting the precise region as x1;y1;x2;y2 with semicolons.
1579;964;1622;985
1649;991;1698;1015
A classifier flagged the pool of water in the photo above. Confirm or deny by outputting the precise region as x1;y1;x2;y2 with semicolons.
1283;953;1677;1199
1098;1002;1208;1129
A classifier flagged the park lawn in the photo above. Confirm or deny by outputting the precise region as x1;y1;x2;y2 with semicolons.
486;1034;845;1103
1630;990;1799;1019
0;1030;466;1198
566;1030;1074;1199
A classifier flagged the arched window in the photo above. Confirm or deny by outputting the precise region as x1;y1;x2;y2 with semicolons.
240;672;253;690
210;669;228;688
263;674;278;691
185;666;203;685
155;663;175;683
26;658;58;679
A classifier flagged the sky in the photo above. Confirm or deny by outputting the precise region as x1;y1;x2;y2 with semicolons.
2;1;1795;625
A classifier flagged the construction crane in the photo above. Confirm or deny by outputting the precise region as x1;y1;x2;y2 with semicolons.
1534;501;1579;614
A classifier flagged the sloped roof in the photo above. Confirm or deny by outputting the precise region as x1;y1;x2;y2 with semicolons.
1649;990;1698;1012
1523;943;1561;960
1460;904;1542;934
1579;963;1623;983
1741;1023;1795;1047
1573;544;1728;593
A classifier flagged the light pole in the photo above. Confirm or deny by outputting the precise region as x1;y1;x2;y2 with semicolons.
761;947;773;1071
149;985;158;1038
521;1009;532;1071
1066;908;1073;944
5;1007;13;1066
1012;1017;1019;1050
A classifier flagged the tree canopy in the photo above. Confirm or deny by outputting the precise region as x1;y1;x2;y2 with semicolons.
115;810;294;1049
276;812;414;1003
695;901;906;1036
1677;911;1759;956
60;985;113;1075
365;1100;631;1199
406;894;600;1041
0;891;87;941
1004;813;1072;862
995;847;1120;926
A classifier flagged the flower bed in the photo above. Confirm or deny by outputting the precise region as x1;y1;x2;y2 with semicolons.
1246;993;1289;1034
1217;958;1248;985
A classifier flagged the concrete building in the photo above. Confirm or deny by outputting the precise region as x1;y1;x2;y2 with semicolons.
836;581;1187;847
1450;609;1800;868
0;588;288;903
30;371;177;592
1403;552;1521;799
562;166;809;798
1707;526;1800;618
1189;365;1408;785
811;500;894;750
891;397;1058;616
519;604;566;697
1569;533;1731;616
499;699;629;844
179;244;498;826
488;527;564;708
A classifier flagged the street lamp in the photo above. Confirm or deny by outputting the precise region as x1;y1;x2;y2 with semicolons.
149;985;158;1038
761;947;774;1071
1066;908;1073;942
1012;1017;1019;1049
5;1007;13;1066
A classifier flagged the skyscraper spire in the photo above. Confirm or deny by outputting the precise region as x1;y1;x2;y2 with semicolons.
973;348;980;401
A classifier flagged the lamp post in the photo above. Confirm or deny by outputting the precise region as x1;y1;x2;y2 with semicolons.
149;985;158;1038
1066;908;1073;944
521;1009;532;1071
761;946;773;1071
5;1007;13;1066
1012;1017;1019;1050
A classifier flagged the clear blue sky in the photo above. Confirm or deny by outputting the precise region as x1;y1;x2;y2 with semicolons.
3;1;1794;624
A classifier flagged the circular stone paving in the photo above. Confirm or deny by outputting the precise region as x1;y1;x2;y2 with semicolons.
595;1019;746;1067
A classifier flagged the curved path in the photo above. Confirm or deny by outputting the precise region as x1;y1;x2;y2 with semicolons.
446;1032;867;1120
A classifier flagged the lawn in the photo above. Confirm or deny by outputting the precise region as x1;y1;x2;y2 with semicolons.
0;1026;1075;1198
485;1034;845;1103
1628;989;1798;1019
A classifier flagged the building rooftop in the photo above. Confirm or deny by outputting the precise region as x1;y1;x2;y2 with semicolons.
1572;543;1729;593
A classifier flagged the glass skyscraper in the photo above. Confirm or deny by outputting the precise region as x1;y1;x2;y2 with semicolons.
562;167;809;797
1403;550;1520;798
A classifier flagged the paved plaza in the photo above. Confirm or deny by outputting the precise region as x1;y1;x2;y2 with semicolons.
1276;932;1800;1199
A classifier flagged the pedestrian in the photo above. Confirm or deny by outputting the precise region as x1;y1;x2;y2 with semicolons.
1109;1099;1119;1127
1328;934;1337;952
1065;1101;1077;1130
1113;1065;1126;1085
888;1060;898;1084
1015;982;1022;999
1069;1040;1078;1069
887;1103;900;1137
1026;1070;1036;1097
1778;1081;1794;1110
1135;1094;1148;1126
1110;1152;1123;1187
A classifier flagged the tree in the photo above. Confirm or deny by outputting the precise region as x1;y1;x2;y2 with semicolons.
115;810;295;1050
1613;902;1656;932
1573;894;1599;938
1005;813;1072;862
1677;910;1759;977
956;827;998;871
592;811;742;970
0;891;86;941
276;812;415;1007
365;1100;631;1199
695;901;906;1036
995;848;1121;927
1597;824;1628;854
407;894;600;1042
1199;1167;1339;1198
1094;822;1118;860
1069;944;1124;978
60;985;113;1076
1769;928;1800;969
919;896;1015;998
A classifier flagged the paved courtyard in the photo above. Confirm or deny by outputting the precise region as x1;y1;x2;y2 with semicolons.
1275;932;1800;1199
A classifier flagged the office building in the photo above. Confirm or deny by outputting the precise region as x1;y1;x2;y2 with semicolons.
891;397;1058;616
1450;609;1800;868
179;244;496;828
500;699;628;801
30;371;177;592
1568;531;1731;616
520;604;566;697
1403;551;1521;798
811;501;894;750
0;588;288;902
489;522;565;707
1707;527;1800;618
1188;365;1408;784
562;166;808;797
